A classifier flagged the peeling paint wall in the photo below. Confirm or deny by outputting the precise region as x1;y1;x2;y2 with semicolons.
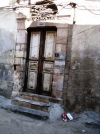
0;10;17;98
65;6;100;112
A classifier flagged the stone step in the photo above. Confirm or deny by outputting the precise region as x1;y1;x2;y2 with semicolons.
12;97;51;112
2;102;49;120
19;92;62;104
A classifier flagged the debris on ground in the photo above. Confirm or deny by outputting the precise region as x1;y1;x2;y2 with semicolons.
67;113;73;121
62;113;73;121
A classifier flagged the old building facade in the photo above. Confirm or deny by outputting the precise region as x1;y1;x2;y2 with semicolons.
0;0;100;113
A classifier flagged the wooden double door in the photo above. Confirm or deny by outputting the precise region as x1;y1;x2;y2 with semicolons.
25;27;56;95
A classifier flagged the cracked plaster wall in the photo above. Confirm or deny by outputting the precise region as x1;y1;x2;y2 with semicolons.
0;10;17;98
65;7;100;112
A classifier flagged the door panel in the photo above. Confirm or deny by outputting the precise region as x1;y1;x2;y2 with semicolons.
28;32;40;90
28;71;37;89
44;32;55;60
42;31;56;93
30;32;40;59
43;73;52;91
43;62;53;73
29;61;38;71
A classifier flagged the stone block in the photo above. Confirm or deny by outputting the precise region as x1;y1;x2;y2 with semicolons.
57;28;68;37
32;96;39;101
16;44;20;51
52;75;64;91
16;44;26;51
54;67;64;74
15;51;24;58
20;44;26;51
56;36;67;44
18;72;24;79
17;30;26;44
52;82;57;90
17;20;25;30
52;90;62;98
14;58;25;65
54;60;65;67
16;65;24;71
54;54;66;60
39;98;49;103
55;44;67;54
14;58;21;64
19;78;23;86
18;102;31;108
61;44;67;53
21;95;32;100
13;83;18;91
11;91;19;97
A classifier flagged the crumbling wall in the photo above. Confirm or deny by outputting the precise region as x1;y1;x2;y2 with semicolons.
12;13;26;97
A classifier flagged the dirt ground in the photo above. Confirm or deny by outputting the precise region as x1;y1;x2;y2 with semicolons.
0;96;100;134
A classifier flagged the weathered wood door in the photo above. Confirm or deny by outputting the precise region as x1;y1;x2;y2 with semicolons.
26;28;56;95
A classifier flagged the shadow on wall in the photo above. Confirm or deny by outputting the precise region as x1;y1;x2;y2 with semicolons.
66;24;100;113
